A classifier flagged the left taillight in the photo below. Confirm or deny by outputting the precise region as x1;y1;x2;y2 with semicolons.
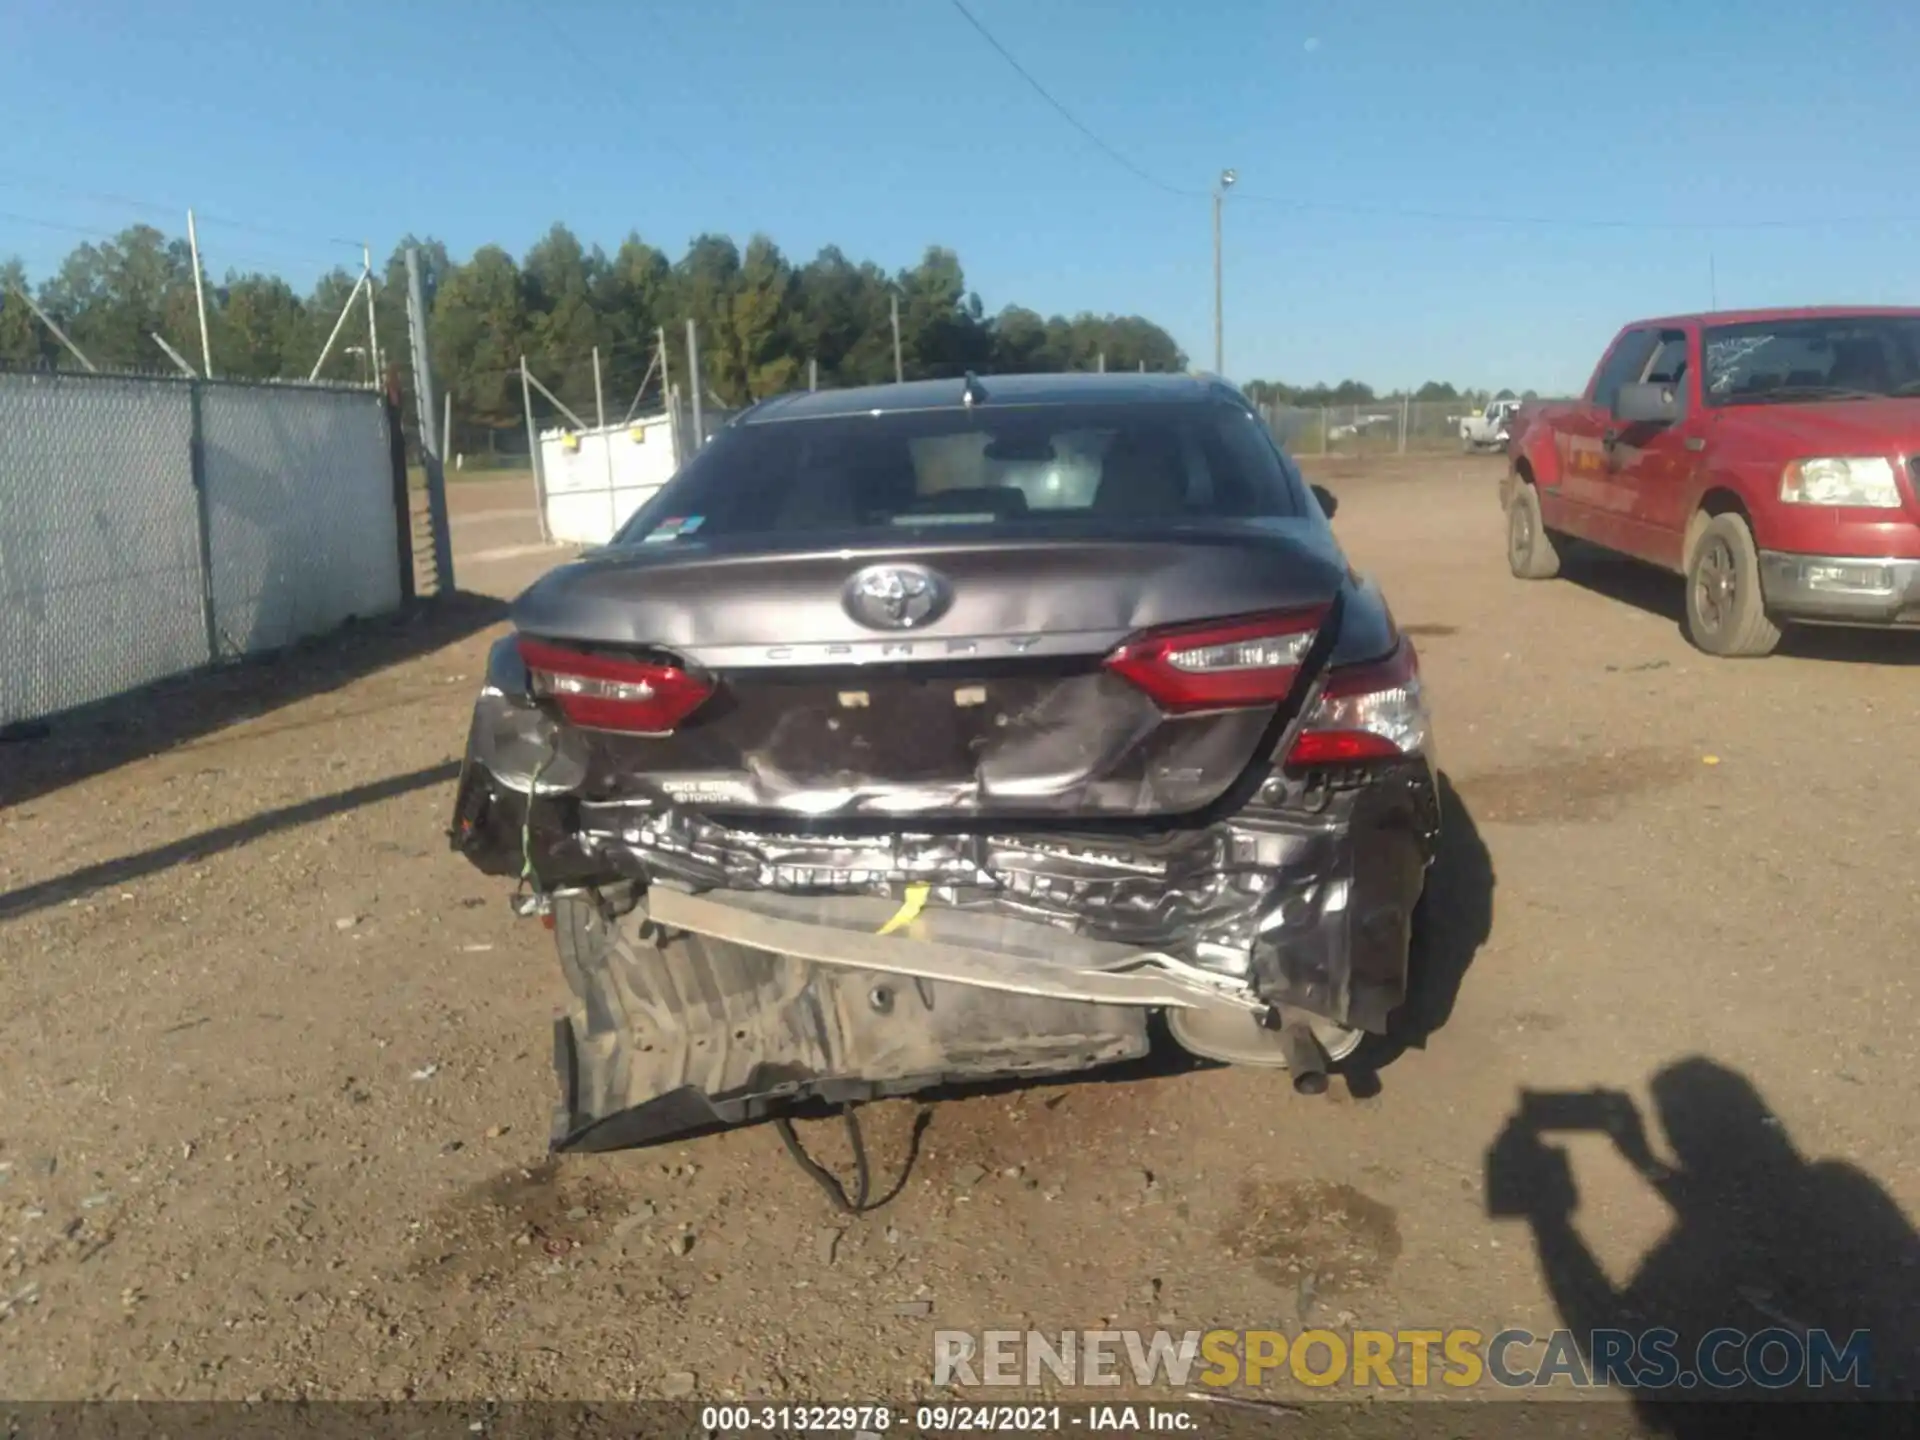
515;636;713;735
1103;607;1329;714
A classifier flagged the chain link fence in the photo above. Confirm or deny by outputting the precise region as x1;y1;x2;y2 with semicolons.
1262;399;1542;456
1;369;407;727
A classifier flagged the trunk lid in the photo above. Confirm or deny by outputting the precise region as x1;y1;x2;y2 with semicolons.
512;524;1349;825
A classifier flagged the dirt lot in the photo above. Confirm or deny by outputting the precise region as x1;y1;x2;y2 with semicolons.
3;455;1918;1407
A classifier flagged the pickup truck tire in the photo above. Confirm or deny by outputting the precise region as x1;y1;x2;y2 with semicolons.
1506;482;1562;579
1684;513;1781;658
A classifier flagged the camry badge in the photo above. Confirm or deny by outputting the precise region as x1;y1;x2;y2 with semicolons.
842;564;952;631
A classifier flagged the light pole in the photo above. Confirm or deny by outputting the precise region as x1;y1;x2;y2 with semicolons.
1213;168;1236;375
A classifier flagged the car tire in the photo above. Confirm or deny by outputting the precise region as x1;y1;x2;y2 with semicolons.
1684;512;1781;658
1506;482;1561;579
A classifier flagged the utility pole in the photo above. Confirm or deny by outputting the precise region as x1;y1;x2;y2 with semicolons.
1212;169;1236;376
890;293;904;383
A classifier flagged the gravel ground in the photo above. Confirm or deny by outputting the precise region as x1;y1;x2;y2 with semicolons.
3;456;1917;1407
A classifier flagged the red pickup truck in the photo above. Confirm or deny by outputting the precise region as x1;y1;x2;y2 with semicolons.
1502;307;1920;656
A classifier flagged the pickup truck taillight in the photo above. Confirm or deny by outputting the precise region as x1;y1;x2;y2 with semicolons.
1285;640;1429;766
516;636;713;734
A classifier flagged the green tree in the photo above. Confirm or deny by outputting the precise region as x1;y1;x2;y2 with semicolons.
0;257;49;369
302;267;368;384
37;225;198;371
8;221;1209;449
523;223;607;413
895;246;988;380
429;245;530;441
214;274;307;380
596;233;675;412
988;305;1050;372
724;236;799;401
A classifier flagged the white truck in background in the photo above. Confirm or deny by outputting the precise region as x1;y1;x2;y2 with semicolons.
1459;398;1523;451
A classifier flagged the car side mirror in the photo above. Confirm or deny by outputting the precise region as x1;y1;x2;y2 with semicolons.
1613;381;1681;426
1310;483;1339;520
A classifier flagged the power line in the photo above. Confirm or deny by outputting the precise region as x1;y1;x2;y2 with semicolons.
0;169;365;250
0;206;361;276
1227;190;1920;234
942;6;1920;235
945;0;1200;198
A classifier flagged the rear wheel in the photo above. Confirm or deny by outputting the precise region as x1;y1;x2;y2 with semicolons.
1684;513;1781;657
1506;482;1562;579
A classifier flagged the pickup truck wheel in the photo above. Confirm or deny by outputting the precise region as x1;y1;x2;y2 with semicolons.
1684;514;1781;658
1506;483;1561;579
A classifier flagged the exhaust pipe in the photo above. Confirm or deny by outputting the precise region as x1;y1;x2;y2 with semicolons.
1275;1020;1331;1096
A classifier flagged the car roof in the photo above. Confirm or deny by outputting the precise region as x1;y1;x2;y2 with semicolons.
1627;305;1920;331
738;370;1246;424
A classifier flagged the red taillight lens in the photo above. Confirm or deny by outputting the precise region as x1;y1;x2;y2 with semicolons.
515;636;713;735
1103;608;1329;714
1284;640;1428;767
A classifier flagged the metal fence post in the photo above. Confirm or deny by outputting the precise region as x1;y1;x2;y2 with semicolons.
593;344;615;536
187;209;214;379
1399;395;1409;455
685;320;703;453
520;356;550;543
404;247;454;596
384;373;416;607
890;294;903;383
186;380;220;663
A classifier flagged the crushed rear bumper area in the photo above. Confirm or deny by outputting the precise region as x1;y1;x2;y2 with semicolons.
452;720;1439;1151
548;896;1154;1152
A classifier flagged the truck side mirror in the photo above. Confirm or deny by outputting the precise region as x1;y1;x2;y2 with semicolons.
1613;382;1682;426
1310;483;1339;519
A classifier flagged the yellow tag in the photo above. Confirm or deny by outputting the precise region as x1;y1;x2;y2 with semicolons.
876;883;930;936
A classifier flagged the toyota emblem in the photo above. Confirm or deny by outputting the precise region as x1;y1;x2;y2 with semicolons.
842;564;952;631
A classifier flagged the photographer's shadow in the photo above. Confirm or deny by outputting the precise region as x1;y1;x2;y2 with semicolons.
1485;1057;1920;1430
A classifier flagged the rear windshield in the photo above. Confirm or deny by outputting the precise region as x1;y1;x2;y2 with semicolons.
1703;315;1920;405
613;400;1308;545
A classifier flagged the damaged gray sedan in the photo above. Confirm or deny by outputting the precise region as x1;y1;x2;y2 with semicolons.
450;372;1439;1157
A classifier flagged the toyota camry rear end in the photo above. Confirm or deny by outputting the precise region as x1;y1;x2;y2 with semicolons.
448;372;1439;1152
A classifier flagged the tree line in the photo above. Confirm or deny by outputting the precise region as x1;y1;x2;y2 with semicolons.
0;224;1189;448
1246;378;1539;408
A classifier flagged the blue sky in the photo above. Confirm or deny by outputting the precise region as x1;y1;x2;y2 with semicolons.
3;0;1917;394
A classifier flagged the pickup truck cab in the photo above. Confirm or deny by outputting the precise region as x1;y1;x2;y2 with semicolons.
1502;307;1920;656
1460;398;1522;451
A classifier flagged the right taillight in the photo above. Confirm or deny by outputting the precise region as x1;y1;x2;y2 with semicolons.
1284;639;1429;767
516;636;713;735
1103;607;1330;714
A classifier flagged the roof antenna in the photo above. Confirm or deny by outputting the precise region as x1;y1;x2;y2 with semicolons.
962;371;987;408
